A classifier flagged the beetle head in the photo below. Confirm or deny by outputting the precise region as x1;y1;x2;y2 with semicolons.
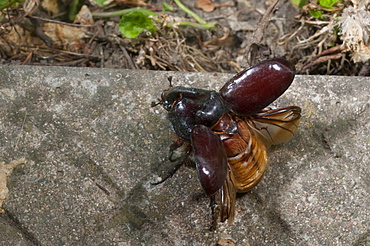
161;86;228;141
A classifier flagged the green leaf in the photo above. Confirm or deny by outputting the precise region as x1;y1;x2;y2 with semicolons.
0;0;8;8
94;0;108;6
119;11;157;38
290;0;307;8
318;0;339;9
174;0;205;24
68;0;82;21
298;0;308;8
0;0;24;11
310;10;322;19
162;2;173;11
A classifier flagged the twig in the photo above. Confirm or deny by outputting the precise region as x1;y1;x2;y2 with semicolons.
119;46;137;69
299;53;343;73
27;46;101;59
22;51;33;64
272;17;331;25
28;15;96;27
92;8;156;18
297;23;332;45
243;0;288;66
41;58;90;66
277;21;305;45
298;45;346;73
317;45;346;57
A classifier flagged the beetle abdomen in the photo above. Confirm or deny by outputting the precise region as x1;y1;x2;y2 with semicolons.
222;119;267;192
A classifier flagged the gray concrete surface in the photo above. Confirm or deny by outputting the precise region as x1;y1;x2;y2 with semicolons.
0;65;368;245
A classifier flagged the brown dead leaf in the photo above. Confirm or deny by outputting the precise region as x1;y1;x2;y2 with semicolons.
41;0;60;15
42;23;88;49
0;158;27;213
197;0;216;12
196;0;231;12
23;0;40;16
74;5;94;25
0;25;46;56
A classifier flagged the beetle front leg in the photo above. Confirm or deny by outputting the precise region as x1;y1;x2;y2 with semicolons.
208;167;237;230
151;139;192;185
209;194;220;231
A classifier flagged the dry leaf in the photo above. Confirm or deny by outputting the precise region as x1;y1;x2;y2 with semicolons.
197;0;216;12
0;25;46;56
42;5;95;49
196;0;231;12
41;0;60;15
43;23;88;47
0;158;27;213
74;5;94;25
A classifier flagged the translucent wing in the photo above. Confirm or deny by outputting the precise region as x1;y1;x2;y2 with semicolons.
245;106;301;149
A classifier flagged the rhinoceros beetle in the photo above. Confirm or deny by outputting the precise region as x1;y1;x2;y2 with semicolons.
153;58;301;230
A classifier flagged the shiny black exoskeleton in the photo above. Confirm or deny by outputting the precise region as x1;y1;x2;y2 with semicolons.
161;86;228;141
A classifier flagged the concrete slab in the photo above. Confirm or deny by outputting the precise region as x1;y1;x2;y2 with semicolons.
0;65;369;245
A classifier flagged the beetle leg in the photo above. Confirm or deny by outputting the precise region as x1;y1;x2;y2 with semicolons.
151;100;163;107
151;140;192;185
209;194;219;231
209;166;237;230
151;152;190;185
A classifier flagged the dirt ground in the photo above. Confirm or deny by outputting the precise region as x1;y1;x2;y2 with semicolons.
0;0;369;75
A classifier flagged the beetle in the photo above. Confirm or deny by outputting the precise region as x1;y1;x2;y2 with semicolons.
153;58;301;230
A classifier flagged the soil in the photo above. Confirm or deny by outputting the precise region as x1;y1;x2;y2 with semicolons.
0;0;369;75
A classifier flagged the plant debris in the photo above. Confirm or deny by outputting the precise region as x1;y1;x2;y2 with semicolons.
0;0;369;75
196;0;231;13
0;158;26;213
